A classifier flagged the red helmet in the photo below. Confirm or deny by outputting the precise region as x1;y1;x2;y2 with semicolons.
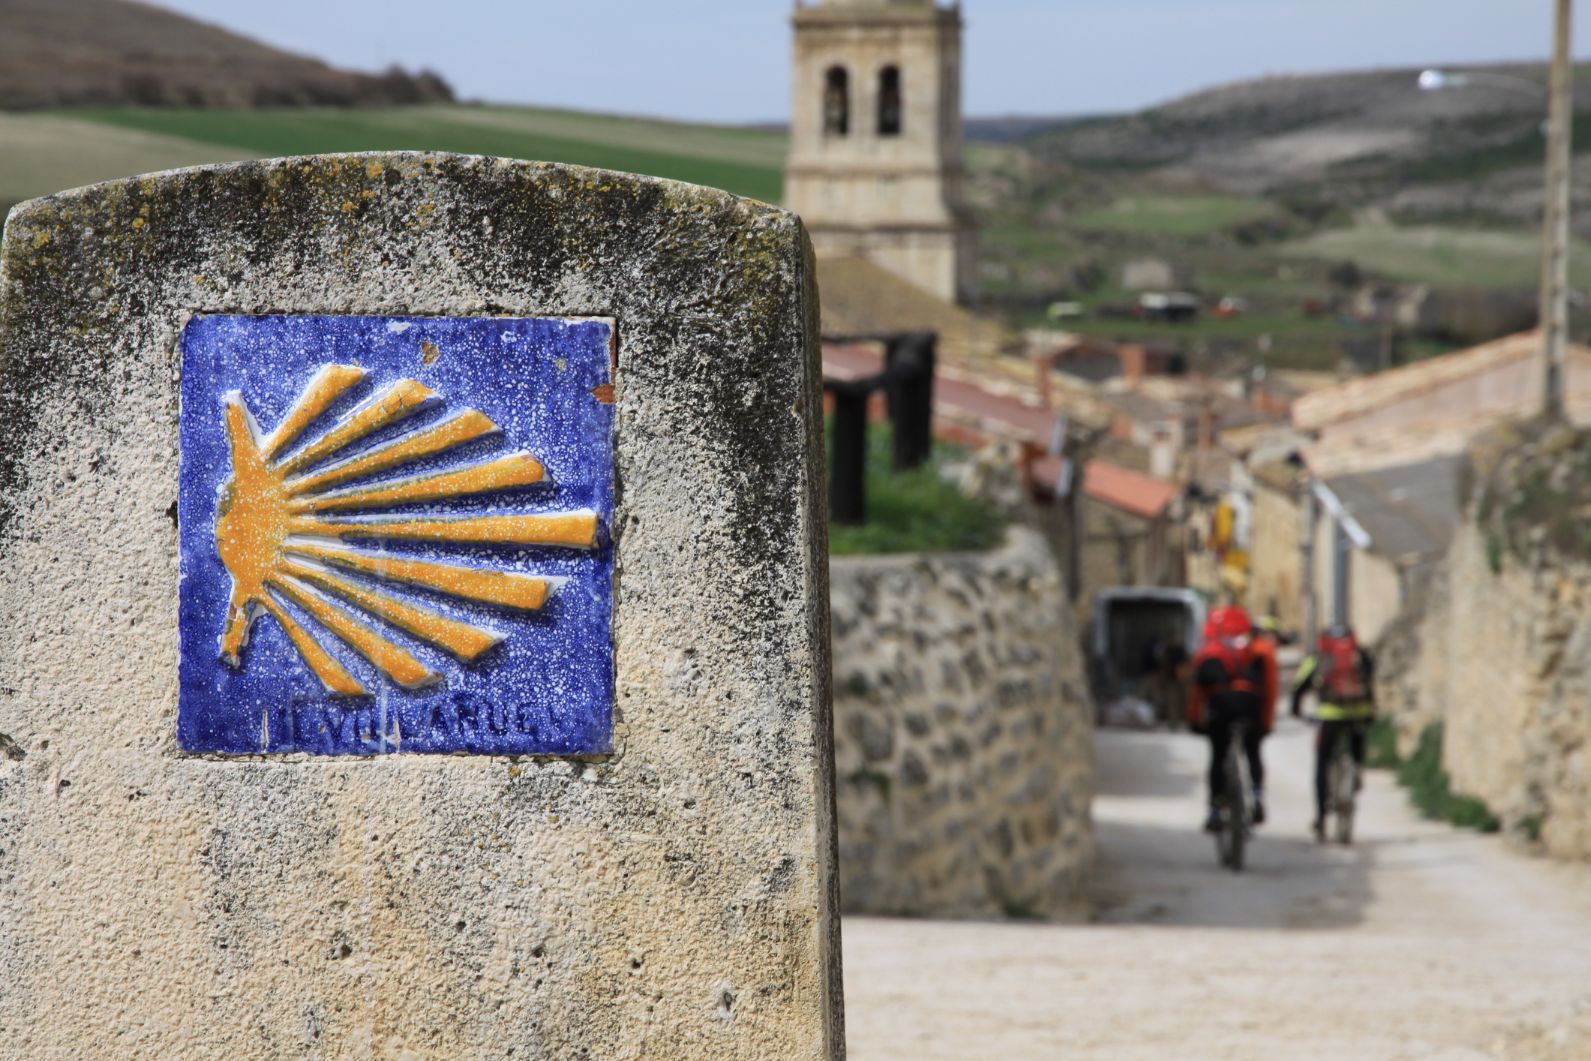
1204;605;1253;641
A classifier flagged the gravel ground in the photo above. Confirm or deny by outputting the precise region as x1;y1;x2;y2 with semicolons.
842;720;1591;1059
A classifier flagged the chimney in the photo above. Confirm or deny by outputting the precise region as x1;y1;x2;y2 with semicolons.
1197;399;1216;451
1018;439;1043;497
1150;428;1176;479
1119;343;1146;390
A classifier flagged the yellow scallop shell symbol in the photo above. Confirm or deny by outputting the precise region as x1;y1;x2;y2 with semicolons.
214;363;598;696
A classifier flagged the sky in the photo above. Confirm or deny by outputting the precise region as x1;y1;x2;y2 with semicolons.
157;0;1591;123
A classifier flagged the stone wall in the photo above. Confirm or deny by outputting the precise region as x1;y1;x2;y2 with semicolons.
828;527;1094;918
1379;426;1591;860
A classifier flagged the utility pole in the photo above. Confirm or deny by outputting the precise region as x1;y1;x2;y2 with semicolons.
1299;482;1317;647
1332;518;1351;630
1541;0;1574;419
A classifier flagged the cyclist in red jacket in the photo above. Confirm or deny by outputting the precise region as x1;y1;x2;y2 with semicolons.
1188;605;1280;832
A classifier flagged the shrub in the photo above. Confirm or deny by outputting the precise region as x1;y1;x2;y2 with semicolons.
1484;533;1503;575
827;421;1006;556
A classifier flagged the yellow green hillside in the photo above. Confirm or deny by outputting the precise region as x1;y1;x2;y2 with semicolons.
1;104;786;209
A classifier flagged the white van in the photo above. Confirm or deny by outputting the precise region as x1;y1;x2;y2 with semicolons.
1088;587;1207;728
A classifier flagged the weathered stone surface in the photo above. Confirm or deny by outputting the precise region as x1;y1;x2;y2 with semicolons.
1380;425;1591;861
828;528;1093;919
0;154;841;1056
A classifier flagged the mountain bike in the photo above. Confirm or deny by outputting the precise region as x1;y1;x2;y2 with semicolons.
1322;720;1366;845
1214;717;1252;871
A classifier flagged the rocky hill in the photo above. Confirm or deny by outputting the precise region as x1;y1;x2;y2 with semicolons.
1023;63;1591;232
0;0;452;109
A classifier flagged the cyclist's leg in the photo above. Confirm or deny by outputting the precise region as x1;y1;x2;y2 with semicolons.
1242;702;1265;792
1349;717;1368;765
1315;721;1338;825
1207;707;1230;800
1205;703;1230;830
1349;717;1368;790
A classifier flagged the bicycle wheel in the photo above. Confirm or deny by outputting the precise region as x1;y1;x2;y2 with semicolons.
1213;814;1232;868
1222;743;1247;871
1213;743;1236;868
1333;749;1357;845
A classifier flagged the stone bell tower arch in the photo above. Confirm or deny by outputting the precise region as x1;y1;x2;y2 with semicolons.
787;0;977;304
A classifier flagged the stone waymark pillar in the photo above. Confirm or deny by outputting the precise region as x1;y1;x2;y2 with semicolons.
0;155;842;1057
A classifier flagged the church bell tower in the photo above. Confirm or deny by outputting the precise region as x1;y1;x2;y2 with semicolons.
787;0;976;304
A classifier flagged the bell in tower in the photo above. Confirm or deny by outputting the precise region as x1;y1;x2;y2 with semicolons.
786;0;977;304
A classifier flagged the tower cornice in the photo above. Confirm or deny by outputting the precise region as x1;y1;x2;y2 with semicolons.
791;5;960;29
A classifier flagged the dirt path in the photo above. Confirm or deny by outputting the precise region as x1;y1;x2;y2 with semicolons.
842;721;1591;1059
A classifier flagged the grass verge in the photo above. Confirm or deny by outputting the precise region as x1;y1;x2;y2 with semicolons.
1372;721;1500;833
1364;716;1400;770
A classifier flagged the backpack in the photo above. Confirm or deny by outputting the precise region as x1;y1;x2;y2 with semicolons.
1317;629;1366;701
1194;635;1262;697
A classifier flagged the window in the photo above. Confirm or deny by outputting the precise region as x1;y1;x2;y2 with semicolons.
878;66;902;136
824;66;850;136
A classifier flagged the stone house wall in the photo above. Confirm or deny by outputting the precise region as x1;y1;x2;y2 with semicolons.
1076;497;1177;625
828;528;1094;918
1311;509;1404;644
1351;543;1405;645
1380;520;1591;860
1247;473;1304;630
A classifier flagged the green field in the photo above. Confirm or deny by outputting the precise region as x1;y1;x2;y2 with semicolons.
1279;220;1591;290
1074;194;1277;237
0;111;246;206
975;173;1588;370
16;104;787;206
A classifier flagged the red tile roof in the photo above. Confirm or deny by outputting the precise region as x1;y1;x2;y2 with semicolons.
1029;453;1067;495
821;341;886;383
821;342;1063;445
1082;461;1179;519
934;374;1061;443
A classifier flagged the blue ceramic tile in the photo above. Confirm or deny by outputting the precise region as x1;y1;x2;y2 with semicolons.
177;314;615;756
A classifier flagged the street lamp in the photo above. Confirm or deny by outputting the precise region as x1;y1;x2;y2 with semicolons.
1416;0;1574;419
